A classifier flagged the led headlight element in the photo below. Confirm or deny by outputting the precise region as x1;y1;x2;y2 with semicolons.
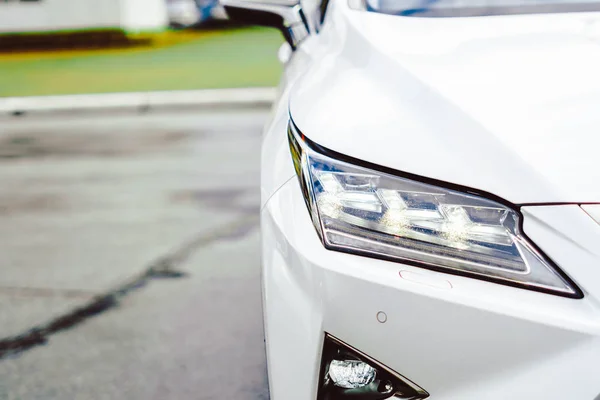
288;122;580;297
328;360;376;389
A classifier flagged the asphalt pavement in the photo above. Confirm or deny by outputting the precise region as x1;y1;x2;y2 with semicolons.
0;108;270;399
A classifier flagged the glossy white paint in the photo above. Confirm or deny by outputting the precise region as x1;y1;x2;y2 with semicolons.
256;0;600;398
262;180;600;399
581;204;600;225
288;1;600;204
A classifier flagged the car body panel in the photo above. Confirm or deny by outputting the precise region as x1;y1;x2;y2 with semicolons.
260;40;319;207
289;0;600;204
262;179;600;399
259;0;600;398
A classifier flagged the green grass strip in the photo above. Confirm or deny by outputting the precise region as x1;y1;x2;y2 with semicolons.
0;27;283;97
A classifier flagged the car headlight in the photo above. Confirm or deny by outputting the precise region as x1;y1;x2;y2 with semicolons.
288;122;581;298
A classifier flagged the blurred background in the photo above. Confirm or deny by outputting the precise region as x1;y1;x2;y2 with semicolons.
0;1;282;398
0;0;283;96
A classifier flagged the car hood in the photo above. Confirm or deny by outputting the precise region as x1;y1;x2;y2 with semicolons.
289;7;600;204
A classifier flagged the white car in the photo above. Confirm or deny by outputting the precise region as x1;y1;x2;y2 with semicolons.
222;0;600;399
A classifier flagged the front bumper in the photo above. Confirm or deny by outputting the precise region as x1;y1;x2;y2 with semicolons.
262;177;600;400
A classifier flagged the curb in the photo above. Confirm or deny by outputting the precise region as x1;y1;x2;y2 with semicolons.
0;88;277;116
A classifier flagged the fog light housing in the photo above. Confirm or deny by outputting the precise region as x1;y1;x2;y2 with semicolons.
319;334;429;400
329;359;376;389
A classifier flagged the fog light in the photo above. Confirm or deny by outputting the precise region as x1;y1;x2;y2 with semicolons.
319;334;429;400
329;359;376;389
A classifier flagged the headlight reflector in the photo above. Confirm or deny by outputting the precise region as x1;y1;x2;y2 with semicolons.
289;122;580;297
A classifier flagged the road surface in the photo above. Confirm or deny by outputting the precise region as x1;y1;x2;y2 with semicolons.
0;108;270;400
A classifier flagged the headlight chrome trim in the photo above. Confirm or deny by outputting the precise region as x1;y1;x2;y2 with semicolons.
288;119;583;299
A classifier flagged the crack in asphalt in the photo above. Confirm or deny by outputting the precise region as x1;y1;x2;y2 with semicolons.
0;215;259;360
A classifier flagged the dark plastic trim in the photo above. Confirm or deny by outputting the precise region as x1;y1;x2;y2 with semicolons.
224;6;292;46
317;334;430;400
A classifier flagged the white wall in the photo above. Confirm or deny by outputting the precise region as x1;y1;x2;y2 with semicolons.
0;0;167;33
120;0;169;32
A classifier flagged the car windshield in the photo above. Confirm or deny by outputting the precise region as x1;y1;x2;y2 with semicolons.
365;0;600;17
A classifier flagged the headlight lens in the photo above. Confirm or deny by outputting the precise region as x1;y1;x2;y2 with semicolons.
289;122;580;297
